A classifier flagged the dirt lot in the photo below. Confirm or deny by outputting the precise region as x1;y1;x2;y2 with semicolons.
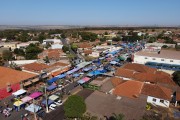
85;91;148;120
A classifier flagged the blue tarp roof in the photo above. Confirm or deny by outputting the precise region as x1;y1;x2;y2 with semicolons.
77;80;85;84
41;99;54;106
87;70;102;76
83;67;92;72
73;73;80;77
48;77;59;84
56;74;66;79
66;68;80;75
47;85;57;91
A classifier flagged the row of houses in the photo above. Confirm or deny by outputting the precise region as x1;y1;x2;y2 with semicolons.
107;63;179;108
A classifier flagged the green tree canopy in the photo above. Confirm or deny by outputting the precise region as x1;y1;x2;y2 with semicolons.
25;44;43;60
172;71;180;86
14;48;25;56
79;32;97;41
62;45;69;53
2;50;12;61
109;113;125;120
64;95;86;118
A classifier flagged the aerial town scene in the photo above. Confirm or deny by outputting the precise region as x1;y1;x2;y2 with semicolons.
0;0;180;120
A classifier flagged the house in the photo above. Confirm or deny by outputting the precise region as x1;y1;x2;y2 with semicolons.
113;80;144;99
115;68;136;80
82;50;93;56
3;42;18;50
77;42;92;51
141;84;172;107
89;51;100;58
51;44;63;49
42;39;62;45
21;62;49;74
38;49;66;61
17;41;39;49
133;49;180;65
0;66;37;100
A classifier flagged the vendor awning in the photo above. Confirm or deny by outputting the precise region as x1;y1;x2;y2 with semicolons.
23;81;32;87
82;77;91;82
83;67;92;72
29;92;43;99
25;104;42;113
47;85;57;91
32;78;39;83
21;96;32;103
66;68;80;75
42;99;54;106
12;89;26;96
76;61;92;69
48;77;59;84
77;80;85;84
49;95;59;101
56;74;66;79
110;61;118;65
73;73;80;77
14;100;23;107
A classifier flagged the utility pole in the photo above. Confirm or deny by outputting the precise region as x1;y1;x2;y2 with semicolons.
44;85;49;113
33;98;37;120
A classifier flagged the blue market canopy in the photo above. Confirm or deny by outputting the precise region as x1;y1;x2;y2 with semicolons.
66;68;80;75
47;85;57;91
73;73;80;77
48;77;59;84
25;104;42;113
41;99;54;106
76;61;92;69
77;80;85;84
87;70;102;76
56;74;66;79
83;67;92;72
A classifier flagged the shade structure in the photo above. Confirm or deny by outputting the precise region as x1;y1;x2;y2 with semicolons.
110;61;118;65
47;85;57;91
76;61;92;69
56;74;66;79
88;70;101;76
29;92;43;99
66;68;80;75
48;77;59;84
82;77;91;82
77;80;85;84
21;96;32;103
41;99;54;106
73;73;80;77
14;100;23;107
83;67;92;72
12;89;26;96
49;94;59;101
25;104;42;113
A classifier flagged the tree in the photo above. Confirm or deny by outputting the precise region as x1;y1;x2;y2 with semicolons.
14;48;25;56
172;71;180;86
0;57;4;66
2;50;12;61
61;33;66;39
109;113;125;120
162;45;168;48
43;56;50;63
62;45;69;53
25;44;43;60
71;44;78;53
112;37;121;42
64;95;86;118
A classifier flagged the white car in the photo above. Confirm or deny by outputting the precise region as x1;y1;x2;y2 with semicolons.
50;103;57;107
58;85;64;90
49;105;55;110
57;100;63;105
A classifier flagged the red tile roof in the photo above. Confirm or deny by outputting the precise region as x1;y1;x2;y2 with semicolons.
115;68;136;78
122;63;157;73
133;72;175;85
77;42;92;49
176;91;180;101
22;62;49;72
110;77;124;87
141;84;172;100
0;66;36;89
113;80;144;98
84;50;93;55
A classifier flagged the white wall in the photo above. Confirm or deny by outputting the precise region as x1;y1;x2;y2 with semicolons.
134;54;180;65
89;52;100;58
9;60;37;66
147;96;170;108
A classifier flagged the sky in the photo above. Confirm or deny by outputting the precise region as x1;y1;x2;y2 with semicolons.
0;0;180;26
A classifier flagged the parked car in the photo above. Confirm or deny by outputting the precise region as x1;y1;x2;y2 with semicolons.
58;85;64;90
